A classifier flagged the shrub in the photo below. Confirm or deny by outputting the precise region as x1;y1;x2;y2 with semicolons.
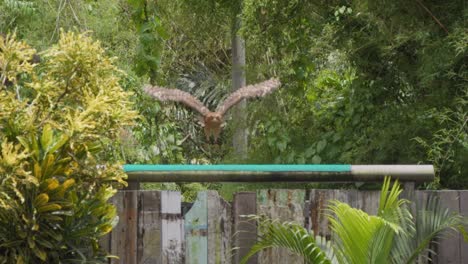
0;31;137;263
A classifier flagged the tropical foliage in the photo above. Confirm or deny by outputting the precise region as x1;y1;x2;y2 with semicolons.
241;177;467;264
0;1;466;261
1;0;466;190
0;32;136;263
240;0;467;189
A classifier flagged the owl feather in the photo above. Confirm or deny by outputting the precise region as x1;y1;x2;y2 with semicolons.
144;78;281;142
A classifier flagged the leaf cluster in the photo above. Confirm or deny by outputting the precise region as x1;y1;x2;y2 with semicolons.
0;32;136;263
241;0;467;188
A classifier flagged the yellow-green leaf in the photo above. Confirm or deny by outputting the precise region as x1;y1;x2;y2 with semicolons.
37;203;61;213
33;163;42;179
45;178;59;191
31;136;39;160
16;256;24;264
49;134;69;153
42;214;63;221
99;224;113;234
40;124;53;151
16;136;29;151
62;178;75;190
34;193;49;207
32;246;47;261
40;153;55;177
27;236;35;249
32;224;39;231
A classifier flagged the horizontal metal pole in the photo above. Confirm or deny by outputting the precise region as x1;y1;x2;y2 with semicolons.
125;165;434;183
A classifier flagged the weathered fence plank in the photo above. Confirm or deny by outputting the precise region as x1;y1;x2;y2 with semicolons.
257;189;305;264
459;191;468;264
207;191;232;264
232;192;257;264
413;190;432;264
358;190;380;215
309;189;334;239
435;191;461;264
160;191;184;263
111;191;138;264
105;188;466;264
308;189;375;239
184;191;232;264
137;191;161;264
185;191;208;264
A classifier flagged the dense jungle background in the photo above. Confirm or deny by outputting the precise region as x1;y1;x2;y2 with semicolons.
1;0;466;195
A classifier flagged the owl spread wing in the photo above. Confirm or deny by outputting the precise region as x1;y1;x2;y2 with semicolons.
144;85;210;116
216;78;281;116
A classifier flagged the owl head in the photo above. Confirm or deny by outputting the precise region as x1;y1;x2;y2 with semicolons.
205;112;223;125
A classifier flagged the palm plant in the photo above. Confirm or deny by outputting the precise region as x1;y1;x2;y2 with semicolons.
241;177;467;264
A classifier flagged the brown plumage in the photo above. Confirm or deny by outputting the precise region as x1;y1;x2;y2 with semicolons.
144;78;281;142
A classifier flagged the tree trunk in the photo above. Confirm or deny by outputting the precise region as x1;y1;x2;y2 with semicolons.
231;8;248;158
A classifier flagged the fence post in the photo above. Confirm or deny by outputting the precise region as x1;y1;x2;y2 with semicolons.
185;191;208;263
256;189;306;264
459;191;468;264
125;180;140;190
137;191;161;263
207;191;232;264
403;182;415;197
232;192;257;264
402;182;416;217
435;191;461;264
110;190;138;264
160;191;184;263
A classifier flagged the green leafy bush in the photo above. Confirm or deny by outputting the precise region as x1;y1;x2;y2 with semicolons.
0;32;137;263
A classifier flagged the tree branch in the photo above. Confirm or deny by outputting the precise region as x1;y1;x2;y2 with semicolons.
415;0;449;34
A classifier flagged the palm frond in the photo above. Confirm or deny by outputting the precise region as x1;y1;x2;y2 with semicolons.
328;177;413;264
239;177;467;264
240;216;333;264
328;201;396;264
391;195;468;264
378;177;413;234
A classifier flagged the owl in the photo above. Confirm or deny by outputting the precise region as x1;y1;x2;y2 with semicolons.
144;78;281;142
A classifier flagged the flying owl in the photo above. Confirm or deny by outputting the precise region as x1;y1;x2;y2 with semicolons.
144;78;281;142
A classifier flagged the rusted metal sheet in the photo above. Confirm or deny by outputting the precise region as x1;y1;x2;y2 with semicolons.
232;192;257;264
257;189;305;264
160;191;184;263
110;190;138;264
185;191;208;264
207;191;232;264
137;191;161;264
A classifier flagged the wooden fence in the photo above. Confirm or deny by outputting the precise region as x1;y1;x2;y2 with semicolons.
101;189;468;264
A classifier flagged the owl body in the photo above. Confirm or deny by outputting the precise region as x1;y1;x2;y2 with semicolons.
203;112;223;142
144;78;281;143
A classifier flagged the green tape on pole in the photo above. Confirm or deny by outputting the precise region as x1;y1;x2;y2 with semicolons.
123;164;351;172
